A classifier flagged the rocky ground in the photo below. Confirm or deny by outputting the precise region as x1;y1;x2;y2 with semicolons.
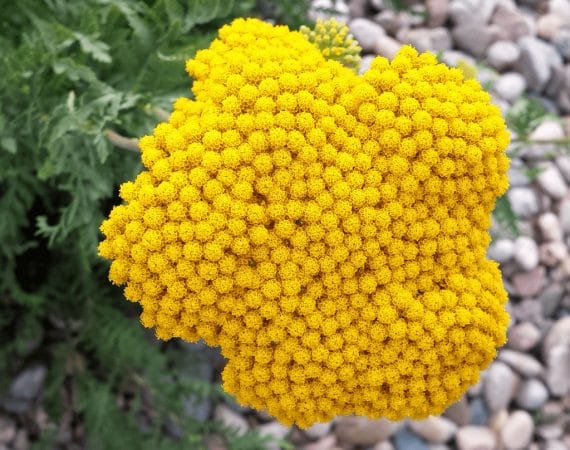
2;0;570;449
296;1;570;449
202;1;570;448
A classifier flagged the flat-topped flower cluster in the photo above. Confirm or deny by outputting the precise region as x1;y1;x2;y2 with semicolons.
99;17;510;428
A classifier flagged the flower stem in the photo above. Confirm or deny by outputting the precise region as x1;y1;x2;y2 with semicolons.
512;138;570;146
105;129;139;152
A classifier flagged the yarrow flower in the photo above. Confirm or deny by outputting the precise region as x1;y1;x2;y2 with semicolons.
99;17;511;428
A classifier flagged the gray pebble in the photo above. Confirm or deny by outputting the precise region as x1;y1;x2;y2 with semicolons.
2;365;46;414
487;41;521;71
518;36;563;92
349;18;386;52
507;322;541;351
498;349;544;377
393;427;430;450
513;236;539;271
500;410;534;450
487;238;515;263
507;187;539;219
538;212;563;241
538;164;569;199
516;378;549;410
484;361;519;412
470;397;490;426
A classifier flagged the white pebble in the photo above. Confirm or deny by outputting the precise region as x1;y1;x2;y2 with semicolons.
513;236;539;271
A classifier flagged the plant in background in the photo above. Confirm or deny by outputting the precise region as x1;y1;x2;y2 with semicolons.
492;97;554;238
100;17;511;428
300;18;362;72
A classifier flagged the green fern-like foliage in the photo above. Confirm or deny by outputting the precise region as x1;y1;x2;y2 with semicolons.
0;1;296;448
506;96;548;141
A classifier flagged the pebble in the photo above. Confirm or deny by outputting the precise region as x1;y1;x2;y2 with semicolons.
0;416;16;445
456;426;497;450
359;55;375;74
494;72;527;102
540;283;565;317
507;160;531;187
512;297;544;324
347;0;367;17
471;372;488;396
426;0;449;27
311;0;350;21
398;27;452;52
491;2;532;41
372;441;395;450
541;400;565;420
369;0;383;10
487;41;521;71
553;29;570;59
444;397;471;427
538;164;569;199
513;236;540;271
183;396;211;423
518;36;563;92
539;213;564;241
529;120;566;160
487;238;515;263
488;408;509;433
516;378;550;410
507;187;539;218
452;24;501;57
556;155;570;182
448;1;474;25
180;343;215;422
335;417;402;445
500;410;534;450
393;428;430;450
537;423;564;440
12;429;27;450
507;321;541;351
484;361;519;412
499;349;544;377
374;34;401;60
449;0;498;25
349;18;385;52
560;196;570;233
304;421;333;440
550;0;570;22
214;404;249;436
373;10;405;36
543;441;569;450
512;265;546;297
409;417;457;444
547;65;568;100
537;14;565;41
2;365;47;413
256;421;290;448
540;242;569;267
470;397;490;426
303;435;337;450
477;66;500;88
542;316;570;396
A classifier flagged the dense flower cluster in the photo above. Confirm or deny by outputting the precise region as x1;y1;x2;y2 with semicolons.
99;17;511;428
300;18;361;71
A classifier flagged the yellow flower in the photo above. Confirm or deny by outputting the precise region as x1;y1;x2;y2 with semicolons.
99;17;510;428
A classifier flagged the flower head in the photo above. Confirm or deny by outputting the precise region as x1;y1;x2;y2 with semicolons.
99;18;510;428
